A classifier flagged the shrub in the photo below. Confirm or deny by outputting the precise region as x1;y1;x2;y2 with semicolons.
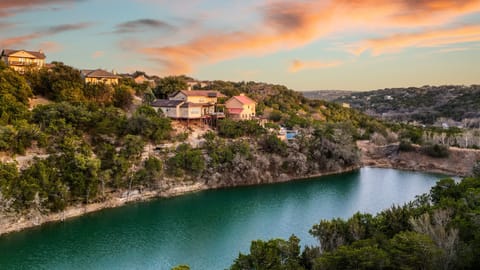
399;140;415;152
421;143;449;158
260;134;287;156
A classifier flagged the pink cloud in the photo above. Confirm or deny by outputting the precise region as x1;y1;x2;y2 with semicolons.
0;22;92;48
0;0;79;17
38;41;62;52
352;25;480;56
289;59;343;73
134;0;480;75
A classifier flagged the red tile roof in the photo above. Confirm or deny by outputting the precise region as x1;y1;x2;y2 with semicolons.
232;95;255;105
1;49;46;59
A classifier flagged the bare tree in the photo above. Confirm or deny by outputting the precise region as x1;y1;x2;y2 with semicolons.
410;209;459;270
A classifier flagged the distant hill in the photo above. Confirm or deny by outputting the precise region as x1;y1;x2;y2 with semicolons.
302;90;354;101
304;85;480;127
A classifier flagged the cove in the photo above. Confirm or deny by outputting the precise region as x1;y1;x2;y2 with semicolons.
0;168;444;269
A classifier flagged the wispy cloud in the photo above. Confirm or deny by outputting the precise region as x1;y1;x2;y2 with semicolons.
0;22;92;48
432;47;471;54
0;0;82;17
352;25;480;56
45;23;92;34
134;0;480;75
114;18;174;34
289;59;343;73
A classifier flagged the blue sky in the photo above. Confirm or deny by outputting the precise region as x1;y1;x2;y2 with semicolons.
1;0;480;91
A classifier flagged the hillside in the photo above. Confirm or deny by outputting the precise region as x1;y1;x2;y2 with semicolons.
305;85;480;126
1;63;382;235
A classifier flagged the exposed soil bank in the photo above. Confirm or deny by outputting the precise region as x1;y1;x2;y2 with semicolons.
357;140;480;177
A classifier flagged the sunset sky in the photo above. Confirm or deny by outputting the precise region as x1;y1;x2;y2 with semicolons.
1;0;479;91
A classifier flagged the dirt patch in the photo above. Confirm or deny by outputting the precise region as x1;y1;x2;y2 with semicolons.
29;96;52;109
358;140;480;176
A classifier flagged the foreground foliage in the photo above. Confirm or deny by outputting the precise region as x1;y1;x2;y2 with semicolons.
230;176;480;269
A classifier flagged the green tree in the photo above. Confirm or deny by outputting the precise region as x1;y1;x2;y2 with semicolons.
167;144;205;177
154;76;188;98
25;62;84;102
316;239;390;270
260;134;287;156
171;265;190;270
388;231;442;270
230;235;305;270
113;85;134;110
83;82;114;105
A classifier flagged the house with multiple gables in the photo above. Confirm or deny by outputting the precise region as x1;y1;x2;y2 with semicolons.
225;94;256;120
81;69;119;85
1;49;46;74
151;90;226;120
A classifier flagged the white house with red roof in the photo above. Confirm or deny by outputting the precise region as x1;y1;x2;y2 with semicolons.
225;93;256;120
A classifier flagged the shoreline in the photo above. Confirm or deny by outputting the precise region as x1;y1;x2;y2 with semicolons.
357;140;480;177
2;141;479;237
0;165;360;237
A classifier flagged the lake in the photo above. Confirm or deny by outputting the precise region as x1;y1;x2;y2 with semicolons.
0;168;445;269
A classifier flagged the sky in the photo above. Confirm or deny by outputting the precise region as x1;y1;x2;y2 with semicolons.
1;0;480;91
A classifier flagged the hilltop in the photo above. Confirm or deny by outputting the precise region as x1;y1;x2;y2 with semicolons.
304;85;480;127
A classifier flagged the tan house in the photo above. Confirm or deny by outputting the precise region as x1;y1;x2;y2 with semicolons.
134;74;155;86
225;94;256;120
169;90;226;104
81;69;119;85
1;49;46;73
151;99;206;119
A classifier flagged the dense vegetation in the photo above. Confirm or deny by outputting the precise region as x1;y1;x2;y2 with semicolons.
306;85;480;126
0;63;377;217
229;175;480;270
305;86;480;149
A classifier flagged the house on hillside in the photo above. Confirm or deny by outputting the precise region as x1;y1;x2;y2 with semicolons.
186;79;209;90
81;69;119;85
225;94;256;120
134;74;155;86
151;90;226;120
1;49;46;73
169;90;226;103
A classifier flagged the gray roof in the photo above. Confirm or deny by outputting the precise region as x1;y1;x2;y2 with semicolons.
151;99;183;107
81;69;119;78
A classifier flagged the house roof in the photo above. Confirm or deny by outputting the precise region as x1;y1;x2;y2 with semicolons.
81;69;119;78
1;49;46;59
171;90;227;98
230;95;255;105
151;99;183;107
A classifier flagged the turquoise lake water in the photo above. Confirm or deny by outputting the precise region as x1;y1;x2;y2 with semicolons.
0;168;445;269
